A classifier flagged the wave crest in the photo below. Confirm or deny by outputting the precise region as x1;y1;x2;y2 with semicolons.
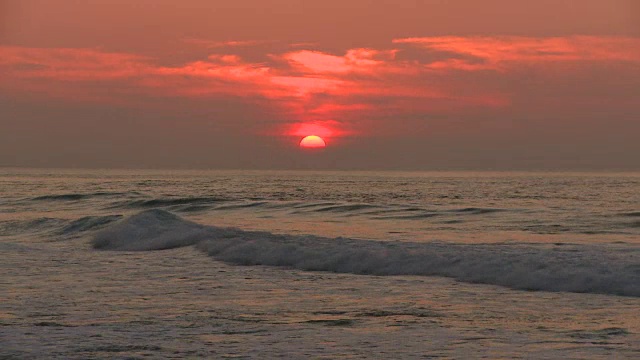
92;210;640;297
92;210;212;250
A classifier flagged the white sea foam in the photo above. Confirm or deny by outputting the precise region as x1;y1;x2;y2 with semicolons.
92;210;640;297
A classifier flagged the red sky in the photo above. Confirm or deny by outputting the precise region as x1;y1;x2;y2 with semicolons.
1;0;639;169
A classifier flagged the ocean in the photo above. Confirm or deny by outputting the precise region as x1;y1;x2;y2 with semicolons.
1;168;639;358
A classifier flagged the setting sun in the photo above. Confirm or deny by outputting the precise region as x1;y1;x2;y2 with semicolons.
299;135;326;149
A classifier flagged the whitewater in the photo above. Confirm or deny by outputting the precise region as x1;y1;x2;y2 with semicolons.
1;169;639;358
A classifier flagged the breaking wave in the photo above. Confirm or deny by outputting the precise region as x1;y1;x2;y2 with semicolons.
92;210;209;250
92;210;640;297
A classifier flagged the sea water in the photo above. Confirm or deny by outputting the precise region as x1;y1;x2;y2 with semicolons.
1;169;639;358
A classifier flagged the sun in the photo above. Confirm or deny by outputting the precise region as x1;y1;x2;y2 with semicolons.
299;135;326;149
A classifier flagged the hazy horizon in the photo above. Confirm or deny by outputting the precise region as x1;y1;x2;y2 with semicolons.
2;0;639;170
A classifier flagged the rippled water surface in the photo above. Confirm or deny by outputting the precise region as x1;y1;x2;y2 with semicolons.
1;169;639;358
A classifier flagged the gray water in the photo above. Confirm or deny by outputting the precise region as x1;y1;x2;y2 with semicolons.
1;169;639;358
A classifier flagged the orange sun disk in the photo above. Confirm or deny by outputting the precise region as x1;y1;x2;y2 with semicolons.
299;135;326;149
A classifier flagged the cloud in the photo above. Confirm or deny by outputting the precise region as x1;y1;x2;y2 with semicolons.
2;36;639;139
281;48;397;74
394;36;640;70
0;46;149;80
182;38;272;49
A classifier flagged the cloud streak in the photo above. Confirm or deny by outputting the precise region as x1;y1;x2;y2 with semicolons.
395;36;640;71
182;38;273;49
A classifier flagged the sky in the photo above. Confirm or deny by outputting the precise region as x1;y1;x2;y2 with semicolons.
1;0;639;170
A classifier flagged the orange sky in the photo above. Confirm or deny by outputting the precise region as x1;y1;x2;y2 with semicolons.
1;0;639;169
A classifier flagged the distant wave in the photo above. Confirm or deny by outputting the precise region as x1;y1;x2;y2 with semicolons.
0;218;67;237
92;210;640;297
213;201;269;210
57;215;123;236
109;197;429;216
448;207;505;215
118;197;228;208
15;191;640;236
291;202;337;209
30;192;131;201
312;204;379;213
32;194;88;201
0;215;122;237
